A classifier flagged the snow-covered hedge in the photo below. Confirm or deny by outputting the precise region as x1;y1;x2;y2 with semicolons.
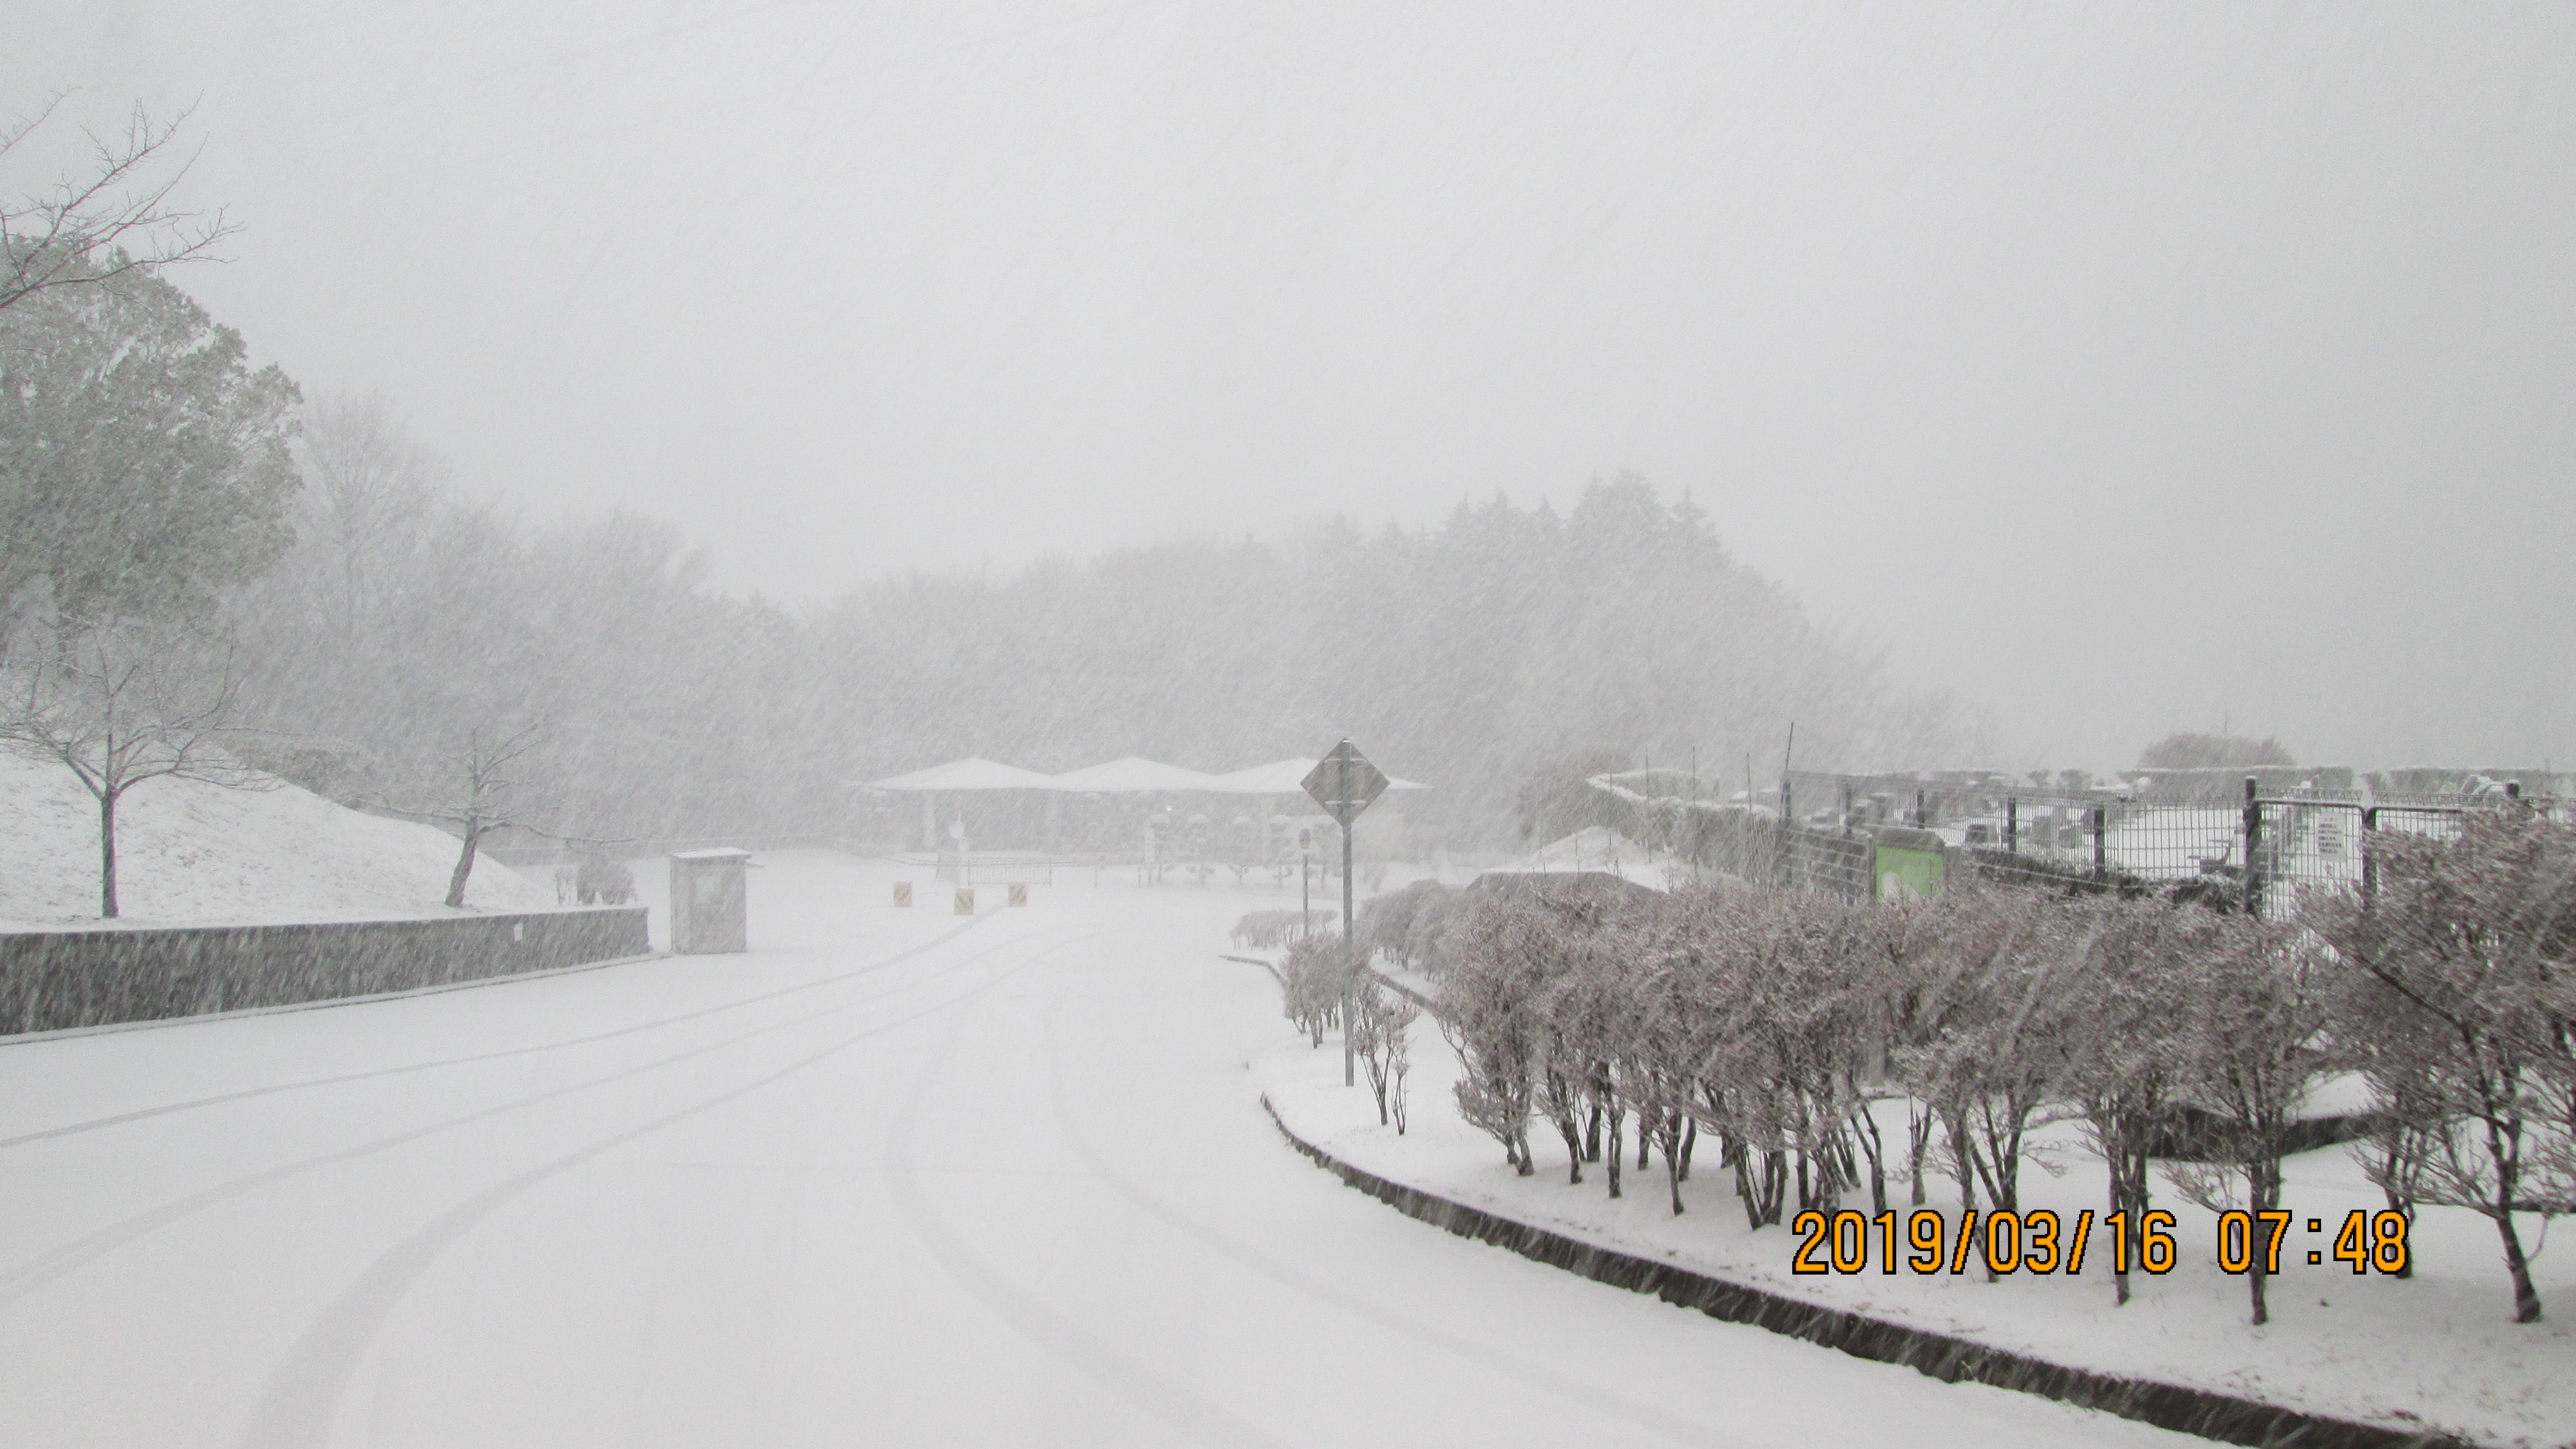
1303;813;2576;1327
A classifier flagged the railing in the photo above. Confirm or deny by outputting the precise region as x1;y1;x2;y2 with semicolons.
1594;768;2565;913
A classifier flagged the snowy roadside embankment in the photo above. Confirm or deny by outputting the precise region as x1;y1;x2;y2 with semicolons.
0;752;553;928
1497;826;1691;890
1252;984;2574;1449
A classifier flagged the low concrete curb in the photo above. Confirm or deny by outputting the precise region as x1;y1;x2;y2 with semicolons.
0;950;669;1045
1219;953;1284;986
1258;1093;2476;1449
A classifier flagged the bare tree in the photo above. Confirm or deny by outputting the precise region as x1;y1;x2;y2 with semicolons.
1439;897;1551;1173
366;724;551;909
1278;931;1344;1049
291;395;446;645
2;93;238;314
1895;882;2081;1220
2311;813;2576;1324
1348;977;1419;1130
0;617;264;916
2052;893;2209;1305
2167;919;2336;1327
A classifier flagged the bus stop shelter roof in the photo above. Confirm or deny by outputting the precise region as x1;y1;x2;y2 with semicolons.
1206;757;1432;796
865;757;1066;792
864;753;1432;797
1046;756;1225;793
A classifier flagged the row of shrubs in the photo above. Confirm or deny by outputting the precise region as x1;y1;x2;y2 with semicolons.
1277;815;2574;1327
1276;933;1420;1133
1230;910;1322;951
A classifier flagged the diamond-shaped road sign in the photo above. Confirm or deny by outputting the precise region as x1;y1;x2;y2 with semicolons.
1302;741;1389;826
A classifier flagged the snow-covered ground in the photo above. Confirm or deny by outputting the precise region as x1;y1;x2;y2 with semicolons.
1262;989;2576;1448
1496;825;1692;889
0;853;2195;1447
0;751;555;927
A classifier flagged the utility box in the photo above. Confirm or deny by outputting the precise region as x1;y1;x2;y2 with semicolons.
669;848;751;954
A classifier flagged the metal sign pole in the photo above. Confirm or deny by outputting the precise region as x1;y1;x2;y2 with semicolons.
1301;740;1390;1092
1299;828;1311;935
1342;801;1357;1087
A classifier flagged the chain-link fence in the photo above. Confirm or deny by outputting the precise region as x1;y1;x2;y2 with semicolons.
2246;793;2574;914
1594;767;2568;915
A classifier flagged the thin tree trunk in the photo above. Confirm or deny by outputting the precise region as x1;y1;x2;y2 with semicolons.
1908;1100;1935;1207
1732;1145;1760;1229
444;823;481;909
2487;1131;2542;1322
1850;1105;1889;1216
2494;1210;2542;1324
2379;1179;2415;1280
98;787;120;918
1605;1109;1624;1199
2109;1145;2147;1308
2247;1155;2283;1325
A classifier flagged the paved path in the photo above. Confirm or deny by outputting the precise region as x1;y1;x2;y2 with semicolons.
0;854;2191;1447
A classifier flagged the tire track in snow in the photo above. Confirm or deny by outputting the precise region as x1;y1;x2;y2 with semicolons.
227;929;1109;1449
886;993;1292;1449
0;926;1084;1308
1038;995;1751;1449
0;915;1007;1152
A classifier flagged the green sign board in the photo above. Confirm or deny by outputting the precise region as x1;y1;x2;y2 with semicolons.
1873;844;1946;901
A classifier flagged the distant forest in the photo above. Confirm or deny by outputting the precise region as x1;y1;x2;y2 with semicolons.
227;396;1950;847
4;250;1953;854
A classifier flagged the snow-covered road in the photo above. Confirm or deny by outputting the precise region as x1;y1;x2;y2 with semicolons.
0;854;2192;1448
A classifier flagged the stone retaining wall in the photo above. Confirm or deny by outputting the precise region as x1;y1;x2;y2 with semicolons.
0;907;650;1036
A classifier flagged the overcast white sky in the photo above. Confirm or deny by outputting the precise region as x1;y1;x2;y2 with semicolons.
8;2;2570;771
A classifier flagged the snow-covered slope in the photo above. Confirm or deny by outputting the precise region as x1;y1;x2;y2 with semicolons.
0;751;554;928
1498;826;1685;889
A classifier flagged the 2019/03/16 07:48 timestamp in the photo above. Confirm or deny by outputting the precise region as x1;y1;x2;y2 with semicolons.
1787;1208;2412;1277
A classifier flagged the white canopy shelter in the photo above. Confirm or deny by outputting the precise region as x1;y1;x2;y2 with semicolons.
1048;756;1224;794
860;757;1066;851
1201;757;1430;867
855;754;1428;854
865;757;1066;793
1205;757;1431;796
